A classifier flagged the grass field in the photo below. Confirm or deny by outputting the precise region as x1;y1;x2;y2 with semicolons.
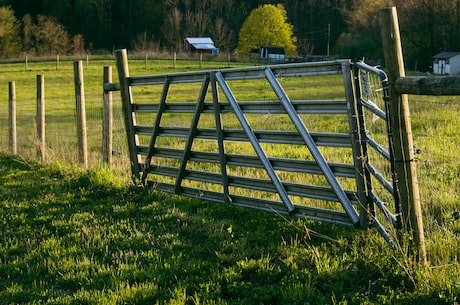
0;55;459;304
0;153;458;305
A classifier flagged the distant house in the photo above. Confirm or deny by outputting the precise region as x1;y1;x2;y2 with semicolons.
184;37;219;55
432;52;460;75
260;46;285;62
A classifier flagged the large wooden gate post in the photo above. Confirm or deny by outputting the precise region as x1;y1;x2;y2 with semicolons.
379;7;427;265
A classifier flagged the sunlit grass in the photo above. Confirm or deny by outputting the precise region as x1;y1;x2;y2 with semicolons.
0;57;459;304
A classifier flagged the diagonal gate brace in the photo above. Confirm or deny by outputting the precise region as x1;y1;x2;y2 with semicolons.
215;71;296;213
264;67;360;226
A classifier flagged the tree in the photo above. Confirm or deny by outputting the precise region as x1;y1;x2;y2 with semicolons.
335;0;390;61
0;6;21;57
22;14;72;56
237;4;297;56
395;0;460;70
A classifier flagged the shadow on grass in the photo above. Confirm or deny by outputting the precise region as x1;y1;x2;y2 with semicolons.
0;153;453;305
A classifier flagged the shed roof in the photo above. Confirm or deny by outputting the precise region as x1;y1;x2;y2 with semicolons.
185;37;216;50
185;37;214;44
433;52;460;59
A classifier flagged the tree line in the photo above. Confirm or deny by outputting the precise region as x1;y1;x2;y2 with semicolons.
0;0;459;71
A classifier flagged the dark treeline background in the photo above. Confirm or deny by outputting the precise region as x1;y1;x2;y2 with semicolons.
2;0;460;71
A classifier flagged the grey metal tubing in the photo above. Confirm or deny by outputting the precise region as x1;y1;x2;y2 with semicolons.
132;99;349;114
139;147;356;178
360;98;387;120
370;192;398;226
215;71;296;213
366;163;395;195
127;60;345;86
264;67;360;226
135;126;352;148
174;75;210;193
366;136;391;161
372;218;395;247
140;77;171;185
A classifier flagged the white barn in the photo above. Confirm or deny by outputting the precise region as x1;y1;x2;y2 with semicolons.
433;52;460;75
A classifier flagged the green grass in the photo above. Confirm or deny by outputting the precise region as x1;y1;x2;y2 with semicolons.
0;153;458;305
0;57;459;304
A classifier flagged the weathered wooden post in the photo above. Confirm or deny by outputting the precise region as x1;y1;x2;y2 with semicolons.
379;7;427;265
8;81;17;155
115;49;141;181
74;60;88;169
173;51;176;69
102;66;113;165
36;75;46;162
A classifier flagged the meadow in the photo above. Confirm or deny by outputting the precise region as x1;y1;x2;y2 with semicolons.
0;55;459;304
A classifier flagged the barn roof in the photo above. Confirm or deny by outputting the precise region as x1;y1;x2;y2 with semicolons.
185;37;216;50
433;52;460;59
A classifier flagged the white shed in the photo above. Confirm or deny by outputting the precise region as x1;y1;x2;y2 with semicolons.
433;52;460;75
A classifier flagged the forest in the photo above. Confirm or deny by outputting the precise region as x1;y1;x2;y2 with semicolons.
1;0;460;71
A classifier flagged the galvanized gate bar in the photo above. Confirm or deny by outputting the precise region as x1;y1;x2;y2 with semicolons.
341;62;370;228
174;75;210;193
264;67;360;226
215;71;296;213
126;61;343;86
132;100;349;114
141;77;171;185
139;147;356;178
134;127;352;147
210;72;230;204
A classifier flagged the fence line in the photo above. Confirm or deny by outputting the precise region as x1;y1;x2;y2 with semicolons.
0;78;131;178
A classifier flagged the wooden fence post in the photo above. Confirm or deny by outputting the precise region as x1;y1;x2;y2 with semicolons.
115;49;141;181
379;7;427;265
36;75;46;162
102;66;113;165
8;81;17;155
74;60;88;169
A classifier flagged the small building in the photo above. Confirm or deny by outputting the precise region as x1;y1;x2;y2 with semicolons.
184;37;219;55
432;52;460;75
260;46;285;62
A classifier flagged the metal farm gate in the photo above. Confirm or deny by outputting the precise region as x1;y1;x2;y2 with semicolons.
113;49;401;243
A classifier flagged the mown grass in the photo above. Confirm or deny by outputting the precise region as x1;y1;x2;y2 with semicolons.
0;153;458;305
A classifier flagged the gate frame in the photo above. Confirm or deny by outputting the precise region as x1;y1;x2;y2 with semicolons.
112;48;412;245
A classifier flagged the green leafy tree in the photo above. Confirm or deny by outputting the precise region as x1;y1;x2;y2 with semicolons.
237;4;296;56
0;6;21;57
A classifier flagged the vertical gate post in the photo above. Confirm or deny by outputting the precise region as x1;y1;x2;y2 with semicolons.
74;60;88;169
8;81;17;155
36;75;46;162
103;66;113;165
379;7;427;265
115;49;141;181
